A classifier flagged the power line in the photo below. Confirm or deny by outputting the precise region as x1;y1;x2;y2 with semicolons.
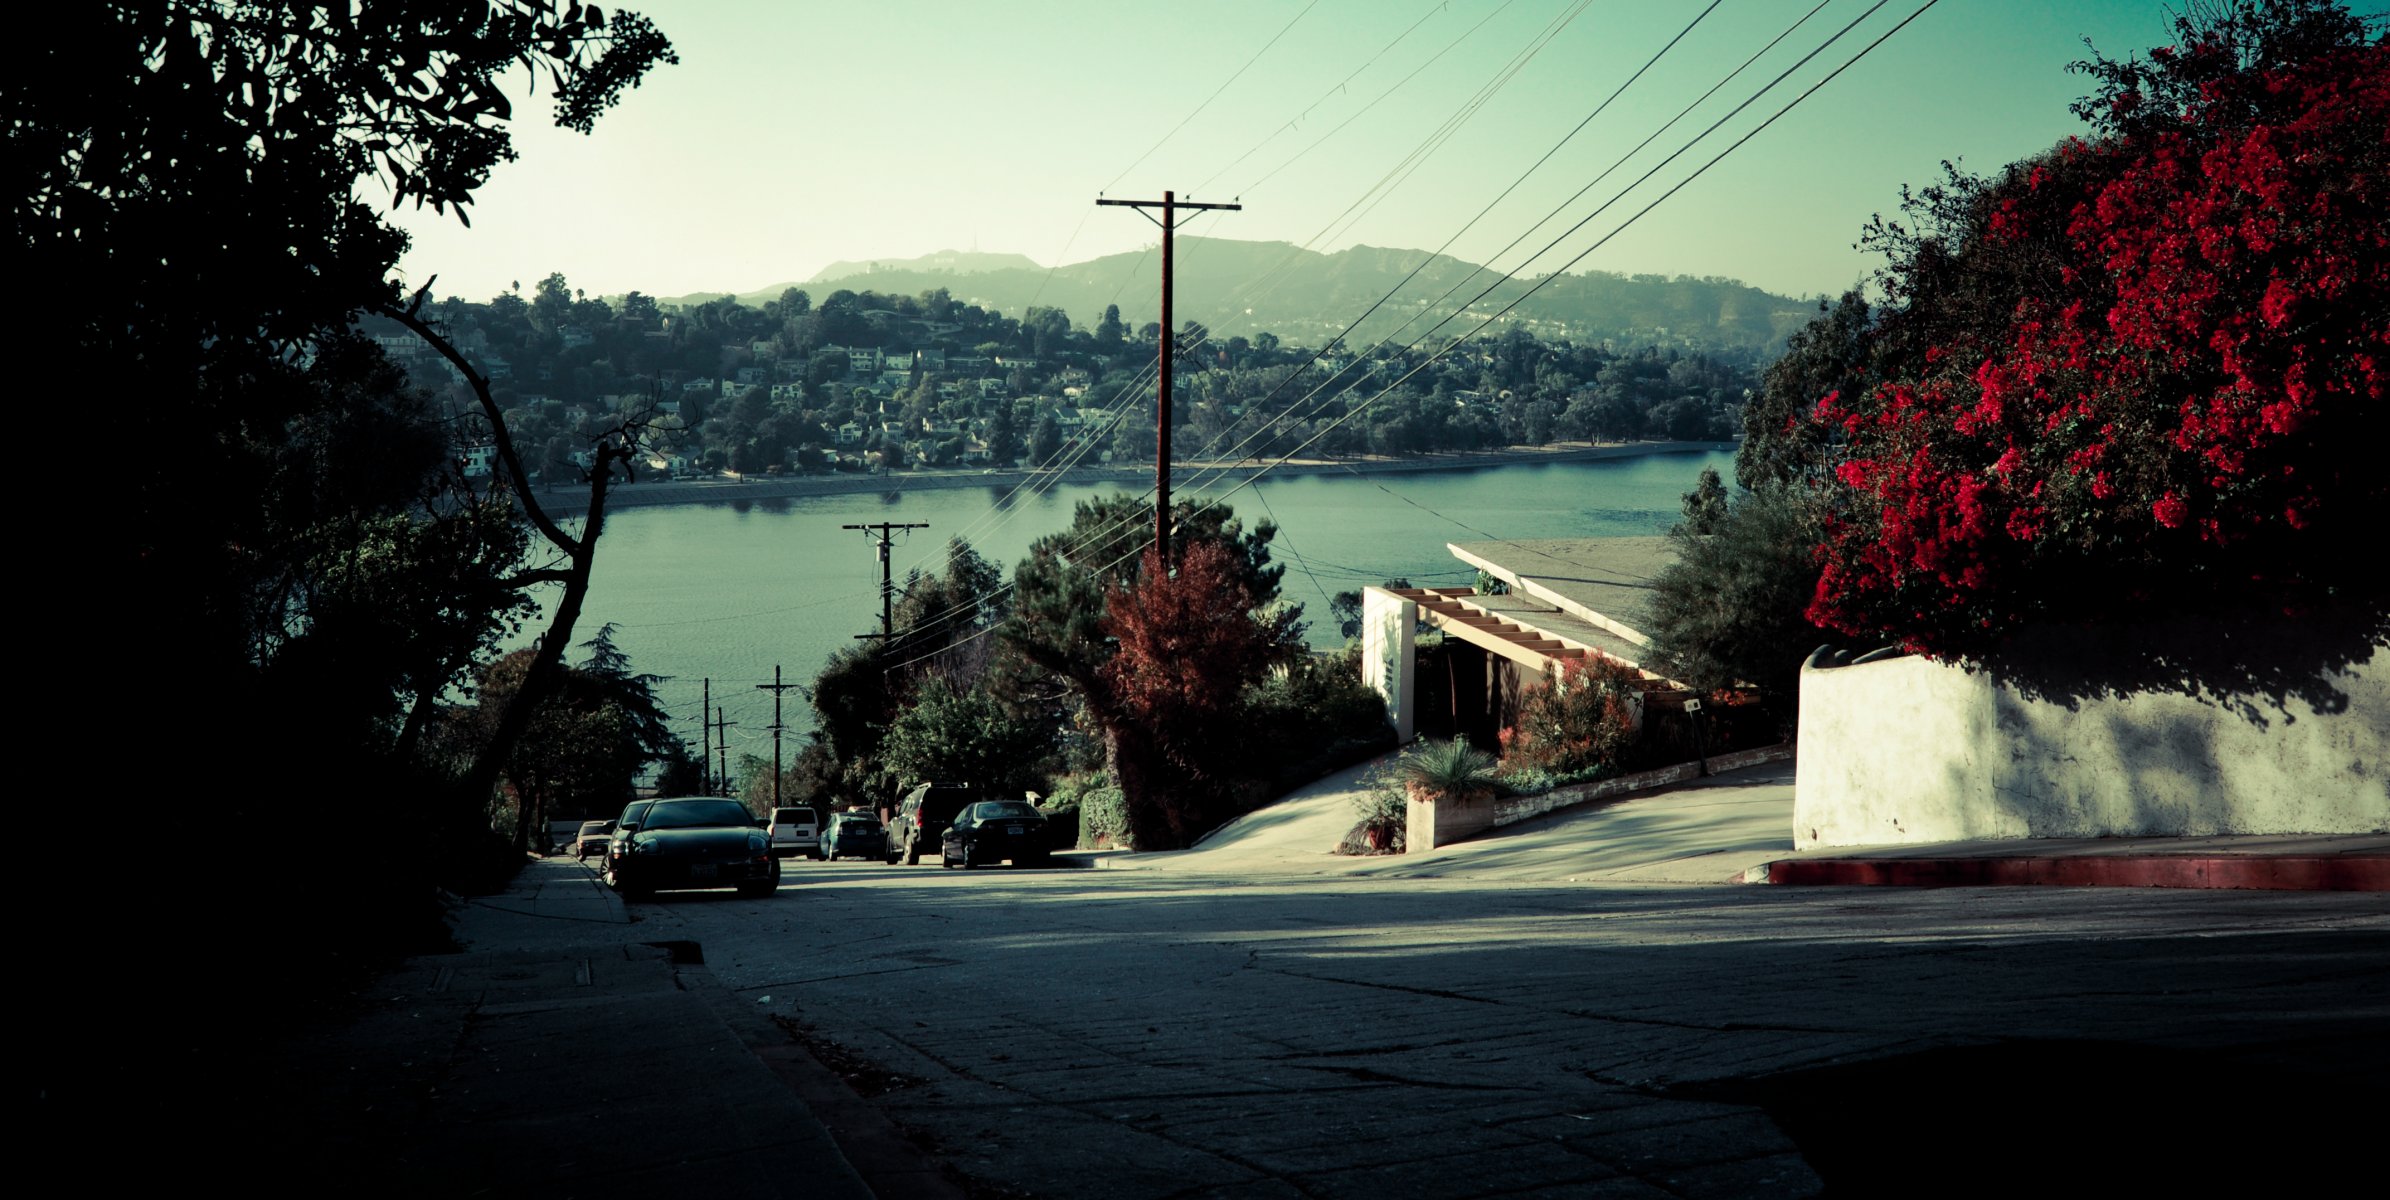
1194;0;1450;195
1101;0;1322;194
1167;0;1882;510
872;1;1938;669
1175;0;1946;544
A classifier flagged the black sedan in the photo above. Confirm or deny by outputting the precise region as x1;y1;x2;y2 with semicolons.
821;811;889;861
604;797;780;899
940;800;1051;869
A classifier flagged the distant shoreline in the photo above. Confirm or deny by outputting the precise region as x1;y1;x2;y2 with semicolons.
533;440;1737;515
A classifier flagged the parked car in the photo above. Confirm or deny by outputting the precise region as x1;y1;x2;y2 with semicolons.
821;811;889;861
601;798;659;876
573;820;615;859
940;800;1051;869
887;782;975;865
604;797;779;900
766;807;821;859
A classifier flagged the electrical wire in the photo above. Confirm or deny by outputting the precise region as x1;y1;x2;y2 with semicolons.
1101;0;1323;194
1167;0;1878;508
838;0;1939;671
1167;0;1944;553
1194;0;1450;195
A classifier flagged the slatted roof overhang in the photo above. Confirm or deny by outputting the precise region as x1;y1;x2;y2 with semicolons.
1389;586;1691;693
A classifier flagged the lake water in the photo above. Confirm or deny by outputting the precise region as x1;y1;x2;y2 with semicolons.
520;449;1733;760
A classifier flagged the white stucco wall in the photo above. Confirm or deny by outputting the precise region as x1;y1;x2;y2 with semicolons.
1794;642;2390;848
1361;588;1417;742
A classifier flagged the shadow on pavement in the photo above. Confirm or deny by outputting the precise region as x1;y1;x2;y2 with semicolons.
1670;1036;2386;1196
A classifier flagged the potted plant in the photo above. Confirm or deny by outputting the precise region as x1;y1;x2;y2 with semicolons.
1397;739;1501;852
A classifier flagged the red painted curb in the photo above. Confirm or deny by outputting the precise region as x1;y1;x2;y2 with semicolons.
1759;855;2390;891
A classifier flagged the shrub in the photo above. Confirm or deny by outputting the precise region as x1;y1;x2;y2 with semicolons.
1396;738;1501;802
1046;773;1131;849
1807;6;2388;659
1644;485;1827;729
1345;762;1408;852
1498;656;1641;778
1246;645;1399;792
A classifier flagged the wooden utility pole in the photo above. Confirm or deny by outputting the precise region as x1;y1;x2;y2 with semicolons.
700;677;712;794
1097;190;1240;564
709;705;736;798
844;522;930;640
755;665;801;809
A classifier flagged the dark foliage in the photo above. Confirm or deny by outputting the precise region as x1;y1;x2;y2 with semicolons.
18;1;675;1120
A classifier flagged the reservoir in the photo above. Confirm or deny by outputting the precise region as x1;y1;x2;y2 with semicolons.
518;448;1734;759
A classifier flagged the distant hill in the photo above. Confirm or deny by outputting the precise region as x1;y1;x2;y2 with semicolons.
810;249;1042;283
662;237;1817;352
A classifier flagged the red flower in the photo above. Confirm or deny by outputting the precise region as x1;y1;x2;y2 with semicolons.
2153;492;2190;529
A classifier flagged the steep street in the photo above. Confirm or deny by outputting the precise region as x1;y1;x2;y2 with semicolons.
628;862;2386;1197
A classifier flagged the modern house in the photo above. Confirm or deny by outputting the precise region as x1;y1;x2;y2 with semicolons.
1361;537;1699;747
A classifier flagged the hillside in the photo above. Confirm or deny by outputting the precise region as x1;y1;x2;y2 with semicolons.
661;237;1817;352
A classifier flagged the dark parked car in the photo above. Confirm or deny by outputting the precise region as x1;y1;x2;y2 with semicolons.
821;811;888;861
603;799;658;868
887;782;974;865
940;800;1051;869
603;797;780;899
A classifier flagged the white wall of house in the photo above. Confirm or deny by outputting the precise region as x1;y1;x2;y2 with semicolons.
1361;587;1417;743
1794;640;2389;848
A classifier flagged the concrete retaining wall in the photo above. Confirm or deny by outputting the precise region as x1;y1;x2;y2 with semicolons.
1407;744;1794;851
1794;643;2390;848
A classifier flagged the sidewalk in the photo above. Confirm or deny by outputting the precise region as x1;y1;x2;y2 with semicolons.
267;858;943;1199
1068;755;2388;890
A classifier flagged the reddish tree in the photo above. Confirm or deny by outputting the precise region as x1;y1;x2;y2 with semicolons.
1100;541;1302;848
1808;7;2387;659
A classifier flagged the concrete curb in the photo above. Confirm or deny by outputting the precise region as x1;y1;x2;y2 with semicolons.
1751;852;2390;890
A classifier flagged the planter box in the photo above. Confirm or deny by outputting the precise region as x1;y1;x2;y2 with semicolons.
1405;743;1794;852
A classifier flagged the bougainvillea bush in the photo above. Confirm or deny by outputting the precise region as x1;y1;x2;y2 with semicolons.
1806;2;2386;659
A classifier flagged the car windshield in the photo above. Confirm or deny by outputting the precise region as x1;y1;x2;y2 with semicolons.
617;801;655;827
772;810;811;823
643;799;756;830
579;822;611;834
977;801;1039;819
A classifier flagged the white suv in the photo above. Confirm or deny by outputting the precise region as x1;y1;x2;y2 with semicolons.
766;807;821;859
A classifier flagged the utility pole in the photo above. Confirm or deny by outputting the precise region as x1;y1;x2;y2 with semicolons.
843;521;930;640
1097;190;1240;564
756;665;801;810
700;677;712;794
709;705;736;799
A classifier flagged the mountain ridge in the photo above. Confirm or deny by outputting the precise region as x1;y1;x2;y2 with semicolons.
652;237;1818;351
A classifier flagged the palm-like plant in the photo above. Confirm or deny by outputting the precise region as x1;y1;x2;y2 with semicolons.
1396;738;1501;804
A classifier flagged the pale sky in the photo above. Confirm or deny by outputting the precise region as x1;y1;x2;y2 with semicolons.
385;0;2181;309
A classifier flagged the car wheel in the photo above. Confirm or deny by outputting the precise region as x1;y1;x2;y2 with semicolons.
903;837;921;866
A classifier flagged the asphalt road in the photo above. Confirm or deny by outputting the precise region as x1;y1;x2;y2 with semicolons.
621;861;2389;1199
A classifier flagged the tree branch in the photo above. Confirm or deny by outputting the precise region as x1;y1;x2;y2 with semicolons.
377;300;580;556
